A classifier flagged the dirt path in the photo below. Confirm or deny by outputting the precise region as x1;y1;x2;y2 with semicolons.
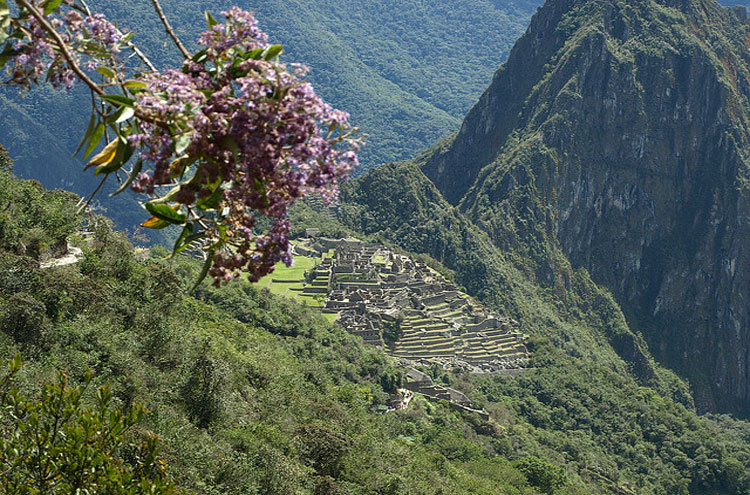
40;244;83;269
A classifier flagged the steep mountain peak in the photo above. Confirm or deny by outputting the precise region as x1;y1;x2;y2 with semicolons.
420;0;750;415
423;0;750;205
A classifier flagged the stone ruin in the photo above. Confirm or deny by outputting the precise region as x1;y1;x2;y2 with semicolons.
294;237;529;373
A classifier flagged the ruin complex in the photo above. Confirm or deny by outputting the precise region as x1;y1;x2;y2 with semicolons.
289;237;529;373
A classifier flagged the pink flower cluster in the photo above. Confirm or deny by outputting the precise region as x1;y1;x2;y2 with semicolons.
2;4;360;286
129;8;359;284
5;7;121;90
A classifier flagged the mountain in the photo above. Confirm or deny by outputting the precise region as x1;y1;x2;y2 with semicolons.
411;0;750;416
3;0;745;235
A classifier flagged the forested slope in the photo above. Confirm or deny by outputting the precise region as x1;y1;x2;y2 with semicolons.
0;164;554;494
5;144;750;494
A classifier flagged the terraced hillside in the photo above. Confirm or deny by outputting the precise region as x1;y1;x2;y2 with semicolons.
259;237;529;371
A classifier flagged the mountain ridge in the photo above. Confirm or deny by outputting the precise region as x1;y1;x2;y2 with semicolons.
418;0;750;415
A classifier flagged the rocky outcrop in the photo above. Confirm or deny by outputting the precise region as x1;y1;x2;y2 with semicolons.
423;0;750;414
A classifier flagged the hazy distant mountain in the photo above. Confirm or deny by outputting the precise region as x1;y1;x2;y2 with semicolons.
0;0;540;233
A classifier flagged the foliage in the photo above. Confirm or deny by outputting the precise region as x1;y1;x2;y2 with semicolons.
0;0;359;284
472;344;750;494
0;292;47;346
0;169;80;259
513;457;569;495
0;170;546;494
0;144;11;172
0;355;183;495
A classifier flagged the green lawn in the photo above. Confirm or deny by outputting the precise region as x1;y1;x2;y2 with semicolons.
372;253;388;264
321;312;338;323
253;252;317;296
252;248;337;320
295;293;325;306
259;256;316;283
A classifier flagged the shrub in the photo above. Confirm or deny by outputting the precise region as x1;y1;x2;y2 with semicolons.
180;346;226;428
0;292;47;346
0;253;41;295
514;456;569;495
0;355;184;494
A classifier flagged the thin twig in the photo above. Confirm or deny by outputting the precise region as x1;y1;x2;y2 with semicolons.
79;174;108;213
77;0;92;16
16;0;105;96
149;0;191;60
126;41;157;72
69;0;155;71
19;7;166;129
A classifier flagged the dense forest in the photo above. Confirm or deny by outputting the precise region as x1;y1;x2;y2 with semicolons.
4;145;750;493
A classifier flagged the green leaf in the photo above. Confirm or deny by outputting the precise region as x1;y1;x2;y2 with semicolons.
0;2;11;46
248;48;264;60
151;184;181;204
141;216;170;229
123;80;147;89
204;11;218;27
144;202;187;224
190;250;215;292
107;106;135;124
191;48;208;64
74;113;97;156
96;66;116;79
172;224;206;257
83;123;105;160
174;134;192;155
0;44;18;68
100;94;135;108
86;138;119;170
123;80;147;95
110;159;142;197
172;223;194;257
262;45;283;61
196;184;224;210
95;137;133;176
43;0;63;15
115;106;135;124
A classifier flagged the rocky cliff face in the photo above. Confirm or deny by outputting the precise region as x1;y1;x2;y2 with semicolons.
423;0;750;414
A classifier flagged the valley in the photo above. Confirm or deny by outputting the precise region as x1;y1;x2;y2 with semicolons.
3;0;750;493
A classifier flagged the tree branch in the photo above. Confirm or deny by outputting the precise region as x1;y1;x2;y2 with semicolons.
149;0;191;60
16;0;104;96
